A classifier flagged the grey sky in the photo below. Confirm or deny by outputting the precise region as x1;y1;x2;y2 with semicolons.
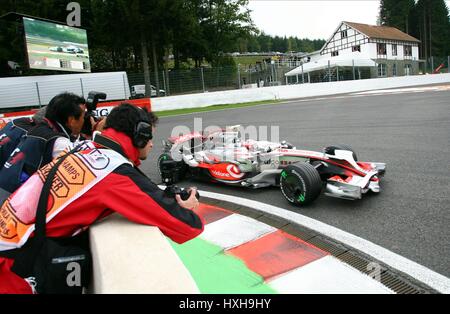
248;0;450;40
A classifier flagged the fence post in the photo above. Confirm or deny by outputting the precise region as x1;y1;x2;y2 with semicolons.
296;74;299;84
123;74;128;99
302;64;305;84
80;78;85;98
36;82;42;107
166;70;171;96
274;64;278;84
336;65;339;82
162;70;166;95
237;64;241;89
448;56;450;73
431;56;434;72
201;67;206;93
352;59;356;80
328;60;331;82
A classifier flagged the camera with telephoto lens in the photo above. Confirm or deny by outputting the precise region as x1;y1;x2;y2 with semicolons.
81;91;107;136
164;185;200;201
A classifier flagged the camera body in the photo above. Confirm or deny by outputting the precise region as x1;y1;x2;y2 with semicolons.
164;185;200;201
81;91;107;136
86;91;107;112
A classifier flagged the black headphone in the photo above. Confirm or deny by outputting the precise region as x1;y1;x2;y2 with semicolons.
133;108;153;149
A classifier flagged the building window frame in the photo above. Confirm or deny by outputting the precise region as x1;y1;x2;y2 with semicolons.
352;45;361;52
377;43;387;56
404;64;412;76
404;45;412;58
331;51;339;57
392;44;397;56
392;63;397;76
378;63;387;77
341;30;348;39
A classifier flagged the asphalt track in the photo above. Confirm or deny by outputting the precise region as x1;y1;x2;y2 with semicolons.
140;86;450;278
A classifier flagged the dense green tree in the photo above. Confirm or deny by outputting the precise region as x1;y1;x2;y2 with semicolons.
412;0;450;60
379;0;415;33
380;0;450;60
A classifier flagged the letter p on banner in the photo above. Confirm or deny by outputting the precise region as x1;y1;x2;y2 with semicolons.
67;2;81;27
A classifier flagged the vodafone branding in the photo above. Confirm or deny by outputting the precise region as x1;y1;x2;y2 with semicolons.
210;164;245;181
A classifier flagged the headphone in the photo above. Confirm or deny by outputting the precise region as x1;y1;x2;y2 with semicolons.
133;107;153;149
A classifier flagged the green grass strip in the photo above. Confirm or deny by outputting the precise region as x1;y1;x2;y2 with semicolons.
170;238;276;294
156;99;281;117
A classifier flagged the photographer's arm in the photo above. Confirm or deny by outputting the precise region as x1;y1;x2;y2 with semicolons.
101;165;204;244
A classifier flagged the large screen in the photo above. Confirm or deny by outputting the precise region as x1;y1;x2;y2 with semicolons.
23;17;91;73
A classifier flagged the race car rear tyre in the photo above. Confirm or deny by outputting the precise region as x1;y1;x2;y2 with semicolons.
324;144;358;161
280;163;322;206
157;153;187;185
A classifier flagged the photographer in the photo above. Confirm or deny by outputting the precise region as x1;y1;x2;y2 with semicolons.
0;103;203;294
0;92;99;195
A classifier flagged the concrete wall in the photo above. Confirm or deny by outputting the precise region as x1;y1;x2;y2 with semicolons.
88;214;199;294
151;73;450;112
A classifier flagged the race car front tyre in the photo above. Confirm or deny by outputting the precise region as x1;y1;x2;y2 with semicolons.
280;163;322;206
157;153;187;185
324;144;358;161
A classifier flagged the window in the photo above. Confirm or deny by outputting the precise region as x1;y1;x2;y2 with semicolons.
331;51;339;57
404;45;412;57
392;64;397;76
404;64;412;76
392;44;397;56
377;43;387;55
378;64;387;77
352;45;361;52
341;30;348;39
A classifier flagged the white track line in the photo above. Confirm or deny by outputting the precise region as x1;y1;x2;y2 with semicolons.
199;190;450;294
269;255;394;294
200;214;276;250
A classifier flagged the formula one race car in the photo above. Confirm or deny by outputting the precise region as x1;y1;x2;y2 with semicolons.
158;126;386;207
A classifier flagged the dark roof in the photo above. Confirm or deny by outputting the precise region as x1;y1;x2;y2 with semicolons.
344;21;420;43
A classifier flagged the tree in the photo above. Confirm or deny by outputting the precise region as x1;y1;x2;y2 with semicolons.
379;0;415;33
412;0;450;61
200;0;256;65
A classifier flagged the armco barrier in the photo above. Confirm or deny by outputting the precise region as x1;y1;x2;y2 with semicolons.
150;73;450;112
88;214;199;294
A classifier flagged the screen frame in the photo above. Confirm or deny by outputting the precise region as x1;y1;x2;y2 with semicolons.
22;16;91;73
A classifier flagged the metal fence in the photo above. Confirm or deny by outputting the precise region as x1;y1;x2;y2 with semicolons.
127;63;298;97
423;56;450;74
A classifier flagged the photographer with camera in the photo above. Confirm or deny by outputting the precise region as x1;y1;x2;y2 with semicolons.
0;92;104;198
0;103;203;294
80;91;107;140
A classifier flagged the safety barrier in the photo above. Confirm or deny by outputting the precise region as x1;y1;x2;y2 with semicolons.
88;214;199;294
150;73;450;112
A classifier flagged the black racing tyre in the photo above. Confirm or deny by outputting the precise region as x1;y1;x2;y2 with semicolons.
280;163;322;206
324;144;358;161
157;153;187;184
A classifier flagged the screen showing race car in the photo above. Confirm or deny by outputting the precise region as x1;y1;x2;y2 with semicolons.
23;17;91;73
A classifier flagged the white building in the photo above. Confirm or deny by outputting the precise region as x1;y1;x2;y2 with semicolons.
286;21;421;83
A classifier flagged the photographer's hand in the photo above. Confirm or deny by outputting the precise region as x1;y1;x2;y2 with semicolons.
92;117;107;132
176;188;200;211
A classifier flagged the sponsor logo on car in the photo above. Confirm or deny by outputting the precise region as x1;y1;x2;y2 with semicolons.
210;164;245;180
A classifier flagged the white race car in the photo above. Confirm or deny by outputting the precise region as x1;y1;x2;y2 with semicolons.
158;127;386;207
